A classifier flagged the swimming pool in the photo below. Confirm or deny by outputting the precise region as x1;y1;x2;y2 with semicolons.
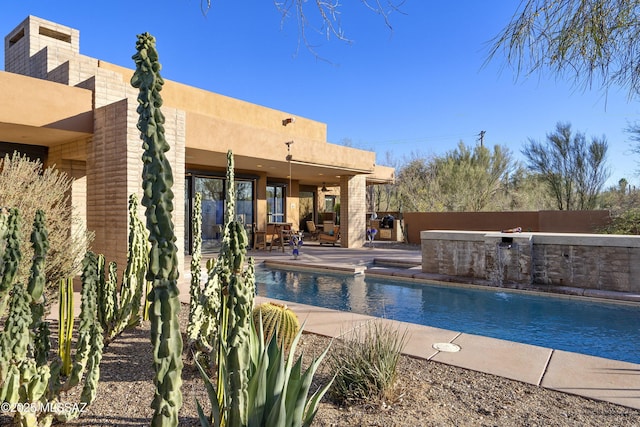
254;266;640;364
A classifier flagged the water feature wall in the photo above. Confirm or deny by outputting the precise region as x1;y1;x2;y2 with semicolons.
421;230;640;294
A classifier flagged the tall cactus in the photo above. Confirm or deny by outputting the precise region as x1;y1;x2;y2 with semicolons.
58;278;74;376
27;210;50;367
195;152;332;427
187;192;203;344
0;208;21;317
95;193;149;344
62;251;103;392
132;31;183;427
0;213;104;426
195;151;255;427
121;193;149;329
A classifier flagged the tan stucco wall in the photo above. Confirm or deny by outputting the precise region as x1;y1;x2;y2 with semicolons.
404;211;612;244
98;61;378;176
0;70;93;143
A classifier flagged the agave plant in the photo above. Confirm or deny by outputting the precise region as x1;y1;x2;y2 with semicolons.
196;319;333;427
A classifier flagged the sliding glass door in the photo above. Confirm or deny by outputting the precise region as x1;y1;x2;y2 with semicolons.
185;174;255;253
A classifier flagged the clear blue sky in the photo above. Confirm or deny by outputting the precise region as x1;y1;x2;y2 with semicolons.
2;1;638;188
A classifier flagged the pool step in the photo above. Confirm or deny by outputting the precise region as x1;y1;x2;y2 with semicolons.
372;258;421;269
263;259;366;275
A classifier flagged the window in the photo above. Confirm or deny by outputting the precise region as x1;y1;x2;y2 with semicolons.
324;195;336;213
267;184;286;223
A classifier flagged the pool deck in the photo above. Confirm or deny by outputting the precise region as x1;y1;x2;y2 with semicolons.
209;242;640;412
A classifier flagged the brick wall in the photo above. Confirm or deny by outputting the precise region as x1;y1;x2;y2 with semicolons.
340;175;366;247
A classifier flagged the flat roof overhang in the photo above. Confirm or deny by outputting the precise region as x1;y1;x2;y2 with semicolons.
0;71;93;148
185;148;394;187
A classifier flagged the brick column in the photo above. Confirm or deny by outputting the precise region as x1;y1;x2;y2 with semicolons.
340;175;367;248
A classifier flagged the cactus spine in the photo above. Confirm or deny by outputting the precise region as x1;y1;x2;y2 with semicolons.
252;302;300;351
132;31;183;427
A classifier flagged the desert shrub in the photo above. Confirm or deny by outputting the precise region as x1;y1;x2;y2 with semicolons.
0;152;93;304
599;208;640;235
327;320;408;405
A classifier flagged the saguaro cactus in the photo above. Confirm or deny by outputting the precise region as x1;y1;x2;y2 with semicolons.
132;32;183;427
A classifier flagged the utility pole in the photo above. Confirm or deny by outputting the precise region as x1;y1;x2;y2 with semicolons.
477;130;486;147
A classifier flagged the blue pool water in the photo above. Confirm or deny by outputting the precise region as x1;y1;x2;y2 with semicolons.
255;266;640;364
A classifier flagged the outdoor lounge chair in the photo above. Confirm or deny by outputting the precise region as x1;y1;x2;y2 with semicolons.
306;220;320;240
318;225;340;246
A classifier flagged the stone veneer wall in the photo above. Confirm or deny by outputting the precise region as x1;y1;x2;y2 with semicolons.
530;234;640;293
421;230;640;294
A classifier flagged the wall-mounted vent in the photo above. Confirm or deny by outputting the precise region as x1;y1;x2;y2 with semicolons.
38;26;71;43
8;28;25;47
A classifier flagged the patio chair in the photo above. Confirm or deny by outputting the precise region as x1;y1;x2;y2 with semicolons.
306;220;320;240
318;225;340;246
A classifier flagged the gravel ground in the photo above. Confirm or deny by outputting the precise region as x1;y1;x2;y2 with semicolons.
1;302;638;427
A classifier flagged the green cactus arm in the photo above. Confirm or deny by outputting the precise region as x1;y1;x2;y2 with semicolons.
27;209;49;304
64;252;100;391
132;31;183;427
1;283;33;363
0;209;22;317
102;261;118;333
58;278;74;377
79;321;104;406
0;208;8;276
123;193;148;329
95;254;106;329
187;192;203;344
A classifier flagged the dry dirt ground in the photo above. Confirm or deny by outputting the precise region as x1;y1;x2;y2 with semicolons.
1;302;639;427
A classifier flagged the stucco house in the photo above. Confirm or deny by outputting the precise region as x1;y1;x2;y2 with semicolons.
1;16;394;271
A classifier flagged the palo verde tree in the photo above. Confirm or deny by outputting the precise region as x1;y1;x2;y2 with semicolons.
522;122;610;210
489;1;640;173
131;32;183;426
488;0;640;98
433;142;515;212
200;0;404;58
395;143;516;212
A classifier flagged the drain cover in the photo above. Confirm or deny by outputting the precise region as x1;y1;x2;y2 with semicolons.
433;342;461;352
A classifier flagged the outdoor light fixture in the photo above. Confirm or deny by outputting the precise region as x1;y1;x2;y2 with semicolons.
285;141;294;197
284;141;294;161
321;182;328;192
282;117;296;126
